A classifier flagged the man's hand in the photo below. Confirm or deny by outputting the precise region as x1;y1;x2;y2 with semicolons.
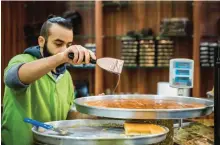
61;45;96;65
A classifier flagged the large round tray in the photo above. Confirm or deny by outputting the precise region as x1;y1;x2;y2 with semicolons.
32;119;169;145
74;95;214;119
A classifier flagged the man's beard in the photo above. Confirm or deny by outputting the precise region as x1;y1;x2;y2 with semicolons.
42;41;66;74
43;41;53;58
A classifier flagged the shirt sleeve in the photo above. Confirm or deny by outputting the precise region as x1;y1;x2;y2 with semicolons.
4;55;30;89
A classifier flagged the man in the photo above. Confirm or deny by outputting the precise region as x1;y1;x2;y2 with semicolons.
1;16;96;145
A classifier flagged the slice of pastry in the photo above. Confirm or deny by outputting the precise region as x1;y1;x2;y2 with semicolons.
124;122;165;135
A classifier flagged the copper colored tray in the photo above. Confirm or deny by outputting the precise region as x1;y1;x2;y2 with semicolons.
74;95;214;119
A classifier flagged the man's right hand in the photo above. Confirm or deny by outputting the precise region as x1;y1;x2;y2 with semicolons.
61;45;96;65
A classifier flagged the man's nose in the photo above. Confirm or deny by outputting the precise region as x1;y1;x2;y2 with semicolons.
61;46;67;52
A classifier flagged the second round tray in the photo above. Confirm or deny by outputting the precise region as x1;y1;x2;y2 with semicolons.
33;119;169;145
74;95;214;119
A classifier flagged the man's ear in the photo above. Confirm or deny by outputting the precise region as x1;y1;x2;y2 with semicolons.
38;36;45;48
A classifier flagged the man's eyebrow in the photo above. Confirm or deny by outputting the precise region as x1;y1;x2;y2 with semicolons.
67;42;72;45
53;39;64;43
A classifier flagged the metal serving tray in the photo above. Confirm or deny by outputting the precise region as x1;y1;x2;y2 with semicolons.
32;119;169;145
74;95;214;119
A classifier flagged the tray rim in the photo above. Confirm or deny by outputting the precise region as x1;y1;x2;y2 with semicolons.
74;94;214;112
32;119;169;140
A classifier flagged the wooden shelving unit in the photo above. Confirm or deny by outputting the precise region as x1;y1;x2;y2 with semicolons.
92;1;218;97
94;1;192;95
1;1;219;100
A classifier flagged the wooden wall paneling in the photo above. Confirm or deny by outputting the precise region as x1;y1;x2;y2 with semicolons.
173;1;191;17
103;5;126;94
119;4;134;94
136;1;183;95
69;69;95;95
25;1;66;24
95;1;104;95
114;8;123;93
173;37;193;59
171;1;194;95
122;3;139;94
193;1;219;97
3;1;214;97
5;1;10;71
1;3;4;86
1;1;97;98
1;2;6;100
155;1;161;35
137;1;171;95
123;4;133;33
192;1;202;97
66;1;95;43
88;70;95;95
114;4;130;93
172;1;193;59
128;3;138;94
143;2;158;32
1;2;27;101
66;1;96;94
103;8;115;94
103;38;117;94
200;68;215;98
198;1;220;97
137;1;148;94
155;2;172;92
160;1;173;19
102;1;193;95
11;3;16;57
118;2;138;94
200;1;220;36
148;69;160;94
117;17;134;94
87;2;95;44
138;2;168;94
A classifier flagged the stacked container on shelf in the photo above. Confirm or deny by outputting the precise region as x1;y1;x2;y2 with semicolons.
156;38;174;67
200;41;218;67
209;42;218;67
200;42;209;67
139;37;156;67
121;36;138;67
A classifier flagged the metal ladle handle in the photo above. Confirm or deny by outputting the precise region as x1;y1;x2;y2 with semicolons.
68;53;96;64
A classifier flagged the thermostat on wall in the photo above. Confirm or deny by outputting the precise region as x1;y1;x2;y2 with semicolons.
169;59;194;88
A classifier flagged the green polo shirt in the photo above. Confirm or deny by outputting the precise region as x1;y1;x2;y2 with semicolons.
1;54;74;145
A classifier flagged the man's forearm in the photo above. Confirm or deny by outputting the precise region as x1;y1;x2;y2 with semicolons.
18;53;65;84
